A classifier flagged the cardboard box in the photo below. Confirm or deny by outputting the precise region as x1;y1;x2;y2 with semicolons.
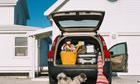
86;45;94;53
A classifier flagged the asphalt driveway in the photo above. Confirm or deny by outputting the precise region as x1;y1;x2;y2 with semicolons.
0;76;140;84
112;76;140;84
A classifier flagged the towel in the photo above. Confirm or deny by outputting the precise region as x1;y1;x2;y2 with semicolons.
96;52;109;84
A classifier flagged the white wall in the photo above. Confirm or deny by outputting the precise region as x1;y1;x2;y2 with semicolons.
0;7;14;25
117;35;140;75
0;0;27;25
101;33;140;75
58;0;140;32
52;0;140;40
52;21;61;40
0;34;32;71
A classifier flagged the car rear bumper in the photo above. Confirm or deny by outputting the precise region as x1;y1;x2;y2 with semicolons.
48;61;111;80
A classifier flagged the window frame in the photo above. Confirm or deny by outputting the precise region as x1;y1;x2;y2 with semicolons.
13;36;29;58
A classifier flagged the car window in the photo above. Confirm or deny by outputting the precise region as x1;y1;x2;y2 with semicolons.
58;20;99;28
109;43;126;55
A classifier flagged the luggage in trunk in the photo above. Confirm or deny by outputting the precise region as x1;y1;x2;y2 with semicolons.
60;41;82;65
77;54;96;64
55;36;101;65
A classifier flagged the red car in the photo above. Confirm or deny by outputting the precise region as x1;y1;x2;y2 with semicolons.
48;10;128;84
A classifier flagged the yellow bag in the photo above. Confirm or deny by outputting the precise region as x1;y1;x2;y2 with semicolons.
61;41;82;65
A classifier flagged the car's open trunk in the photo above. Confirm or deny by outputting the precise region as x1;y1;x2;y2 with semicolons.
54;35;104;66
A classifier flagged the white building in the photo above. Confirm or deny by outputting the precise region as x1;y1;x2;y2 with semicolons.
0;0;29;25
31;0;140;76
0;0;52;78
1;0;140;79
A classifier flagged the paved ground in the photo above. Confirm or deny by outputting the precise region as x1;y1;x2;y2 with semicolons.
0;76;47;84
0;76;140;84
112;76;140;84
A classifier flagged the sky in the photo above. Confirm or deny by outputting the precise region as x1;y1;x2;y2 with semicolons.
26;0;57;28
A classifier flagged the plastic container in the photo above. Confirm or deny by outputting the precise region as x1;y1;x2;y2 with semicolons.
60;41;82;65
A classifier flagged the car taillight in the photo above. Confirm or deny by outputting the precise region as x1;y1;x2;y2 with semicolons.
100;35;107;50
48;51;54;61
48;36;58;61
100;35;110;60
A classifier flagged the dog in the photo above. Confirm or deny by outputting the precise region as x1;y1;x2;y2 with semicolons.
69;73;87;84
57;72;87;84
57;72;72;84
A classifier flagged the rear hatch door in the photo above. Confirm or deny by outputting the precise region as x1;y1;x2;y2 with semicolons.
51;11;105;32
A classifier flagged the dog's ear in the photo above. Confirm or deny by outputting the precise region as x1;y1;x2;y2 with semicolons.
57;72;66;80
79;73;87;82
57;74;59;80
80;73;87;79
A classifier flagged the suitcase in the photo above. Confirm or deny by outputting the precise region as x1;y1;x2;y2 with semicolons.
77;54;96;64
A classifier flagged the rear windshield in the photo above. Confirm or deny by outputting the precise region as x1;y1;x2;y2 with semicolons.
52;11;105;32
58;20;99;28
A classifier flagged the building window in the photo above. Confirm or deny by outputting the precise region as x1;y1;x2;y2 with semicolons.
15;37;28;56
108;0;118;2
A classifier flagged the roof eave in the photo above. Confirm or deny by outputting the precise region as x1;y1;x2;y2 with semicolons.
0;31;27;34
0;3;16;7
0;0;18;7
28;27;52;38
44;0;69;18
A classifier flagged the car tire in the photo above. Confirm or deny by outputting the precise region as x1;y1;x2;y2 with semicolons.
49;74;57;84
